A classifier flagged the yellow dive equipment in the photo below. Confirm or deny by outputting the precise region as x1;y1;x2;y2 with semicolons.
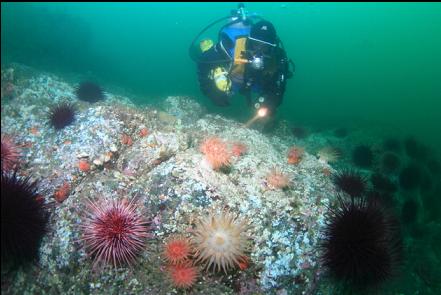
210;67;231;93
233;37;248;65
200;39;214;53
230;37;248;80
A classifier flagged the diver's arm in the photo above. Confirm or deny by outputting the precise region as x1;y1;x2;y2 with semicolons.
261;47;290;114
196;48;231;107
197;65;231;107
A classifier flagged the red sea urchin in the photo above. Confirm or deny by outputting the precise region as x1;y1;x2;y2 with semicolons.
75;81;106;103
1;134;20;172
1;171;49;268
81;198;151;268
321;195;402;292
48;101;76;130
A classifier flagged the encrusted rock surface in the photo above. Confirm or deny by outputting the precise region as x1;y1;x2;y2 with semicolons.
1;66;337;295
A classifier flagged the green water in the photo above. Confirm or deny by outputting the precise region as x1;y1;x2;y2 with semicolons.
2;2;441;152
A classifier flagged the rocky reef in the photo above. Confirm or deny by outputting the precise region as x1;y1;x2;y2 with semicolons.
1;65;336;294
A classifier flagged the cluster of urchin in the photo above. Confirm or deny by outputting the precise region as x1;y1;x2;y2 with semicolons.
324;165;403;292
47;81;106;131
2;76;407;294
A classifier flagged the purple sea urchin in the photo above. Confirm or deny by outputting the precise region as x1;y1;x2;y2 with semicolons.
321;195;402;291
401;199;419;225
81;198;151;268
426;158;441;176
381;152;401;174
1;172;49;268
75;81;105;103
399;163;421;191
48;101;76;130
403;137;426;160
371;173;397;193
382;138;401;153
352;145;374;168
333;169;368;198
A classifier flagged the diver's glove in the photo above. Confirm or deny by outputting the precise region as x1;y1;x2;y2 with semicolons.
209;67;231;93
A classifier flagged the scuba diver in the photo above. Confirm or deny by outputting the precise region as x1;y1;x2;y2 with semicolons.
189;3;294;126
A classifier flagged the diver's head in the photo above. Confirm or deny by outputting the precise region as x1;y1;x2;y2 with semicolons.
248;20;278;53
246;21;277;70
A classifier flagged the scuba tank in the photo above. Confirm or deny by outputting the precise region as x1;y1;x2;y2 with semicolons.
188;3;260;64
